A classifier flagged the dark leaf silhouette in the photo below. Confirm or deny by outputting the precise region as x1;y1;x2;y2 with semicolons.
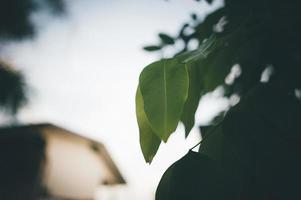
0;62;27;114
158;33;175;45
143;45;162;52
156;151;225;200
0;0;64;40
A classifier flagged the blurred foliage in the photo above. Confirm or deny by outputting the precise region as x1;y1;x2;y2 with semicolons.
0;0;65;116
0;0;65;40
0;62;27;114
136;0;301;199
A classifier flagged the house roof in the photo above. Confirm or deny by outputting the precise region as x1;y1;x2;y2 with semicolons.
0;123;126;185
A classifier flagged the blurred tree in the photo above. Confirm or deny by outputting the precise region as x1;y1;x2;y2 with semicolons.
0;0;65;40
136;0;301;199
0;62;26;114
0;0;65;118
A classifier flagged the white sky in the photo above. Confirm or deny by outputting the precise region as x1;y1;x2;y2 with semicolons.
2;0;226;199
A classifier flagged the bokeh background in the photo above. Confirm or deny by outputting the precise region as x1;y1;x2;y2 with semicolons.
0;0;228;199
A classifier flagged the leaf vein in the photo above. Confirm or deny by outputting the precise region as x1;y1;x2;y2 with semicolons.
163;60;168;139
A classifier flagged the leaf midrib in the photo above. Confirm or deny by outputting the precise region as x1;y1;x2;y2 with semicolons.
163;60;167;139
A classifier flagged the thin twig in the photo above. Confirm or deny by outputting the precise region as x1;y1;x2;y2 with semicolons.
190;123;222;150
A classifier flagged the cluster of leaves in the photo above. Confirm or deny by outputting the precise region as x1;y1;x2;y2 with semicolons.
0;0;65;41
0;62;27;114
143;33;175;52
0;0;65;116
136;0;301;199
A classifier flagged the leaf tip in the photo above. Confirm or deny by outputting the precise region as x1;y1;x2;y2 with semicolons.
144;154;155;164
162;136;168;143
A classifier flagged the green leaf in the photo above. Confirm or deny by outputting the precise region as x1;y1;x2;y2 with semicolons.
202;46;234;92
143;45;162;52
158;33;175;45
180;61;203;137
156;151;225;200
136;87;161;163
139;58;189;142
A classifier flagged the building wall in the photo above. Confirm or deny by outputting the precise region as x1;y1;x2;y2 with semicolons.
43;128;105;199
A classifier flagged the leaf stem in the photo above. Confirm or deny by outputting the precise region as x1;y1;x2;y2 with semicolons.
190;123;222;150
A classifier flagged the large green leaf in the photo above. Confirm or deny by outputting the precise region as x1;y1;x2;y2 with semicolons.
136;87;161;163
180;61;203;137
139;59;189;142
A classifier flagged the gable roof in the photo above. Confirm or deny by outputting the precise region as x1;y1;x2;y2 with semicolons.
0;123;126;185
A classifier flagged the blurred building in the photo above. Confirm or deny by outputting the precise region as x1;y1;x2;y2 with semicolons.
0;123;126;200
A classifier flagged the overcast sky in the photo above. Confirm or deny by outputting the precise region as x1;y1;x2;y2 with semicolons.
2;0;226;199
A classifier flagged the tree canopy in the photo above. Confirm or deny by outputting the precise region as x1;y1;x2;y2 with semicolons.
136;0;301;199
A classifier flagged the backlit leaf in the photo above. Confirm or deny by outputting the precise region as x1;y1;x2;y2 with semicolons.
139;59;189;142
136;87;161;163
180;61;203;137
